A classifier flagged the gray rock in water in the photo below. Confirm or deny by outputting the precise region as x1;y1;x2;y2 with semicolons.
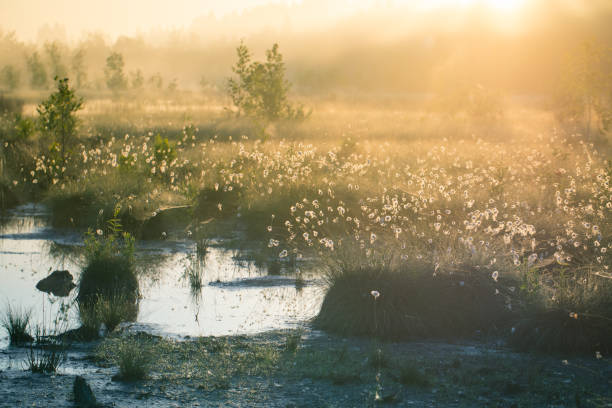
36;270;76;297
73;375;97;407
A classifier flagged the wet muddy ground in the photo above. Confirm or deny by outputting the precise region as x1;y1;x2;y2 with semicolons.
1;329;611;407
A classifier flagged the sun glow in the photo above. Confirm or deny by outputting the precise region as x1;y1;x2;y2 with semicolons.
406;0;526;12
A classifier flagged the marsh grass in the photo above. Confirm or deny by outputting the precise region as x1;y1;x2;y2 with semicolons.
186;261;204;292
284;329;303;353
97;334;281;385
79;293;138;334
184;242;207;293
3;94;610;355
315;263;511;340
25;325;67;373
26;342;64;373
1;304;33;344
510;267;612;354
113;341;152;381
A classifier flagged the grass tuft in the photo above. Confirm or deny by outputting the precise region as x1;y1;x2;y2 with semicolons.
1;304;33;344
112;341;151;381
25;326;66;373
79;293;138;334
285;329;303;353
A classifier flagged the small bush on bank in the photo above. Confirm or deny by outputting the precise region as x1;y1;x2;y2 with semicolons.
314;264;511;341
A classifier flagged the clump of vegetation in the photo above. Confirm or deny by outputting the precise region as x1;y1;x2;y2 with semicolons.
1;304;33;344
77;207;139;334
284;329;303;353
79;293;138;334
509;266;612;354
25;323;68;373
314;263;511;340
184;243;206;294
26;342;65;373
112;340;151;381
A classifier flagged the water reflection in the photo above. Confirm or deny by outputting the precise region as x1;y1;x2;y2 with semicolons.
1;204;324;347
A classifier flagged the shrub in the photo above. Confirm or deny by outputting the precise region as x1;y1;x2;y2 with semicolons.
1;304;33;344
37;76;84;165
314;264;511;340
227;41;309;124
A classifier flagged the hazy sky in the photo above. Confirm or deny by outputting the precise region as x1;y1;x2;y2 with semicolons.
0;0;533;43
0;0;310;42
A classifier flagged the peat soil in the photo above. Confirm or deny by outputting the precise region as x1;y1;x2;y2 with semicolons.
0;328;611;407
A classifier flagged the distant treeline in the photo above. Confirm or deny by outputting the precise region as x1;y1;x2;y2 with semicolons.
1;0;612;96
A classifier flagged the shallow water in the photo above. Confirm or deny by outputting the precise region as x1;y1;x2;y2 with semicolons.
0;204;324;358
